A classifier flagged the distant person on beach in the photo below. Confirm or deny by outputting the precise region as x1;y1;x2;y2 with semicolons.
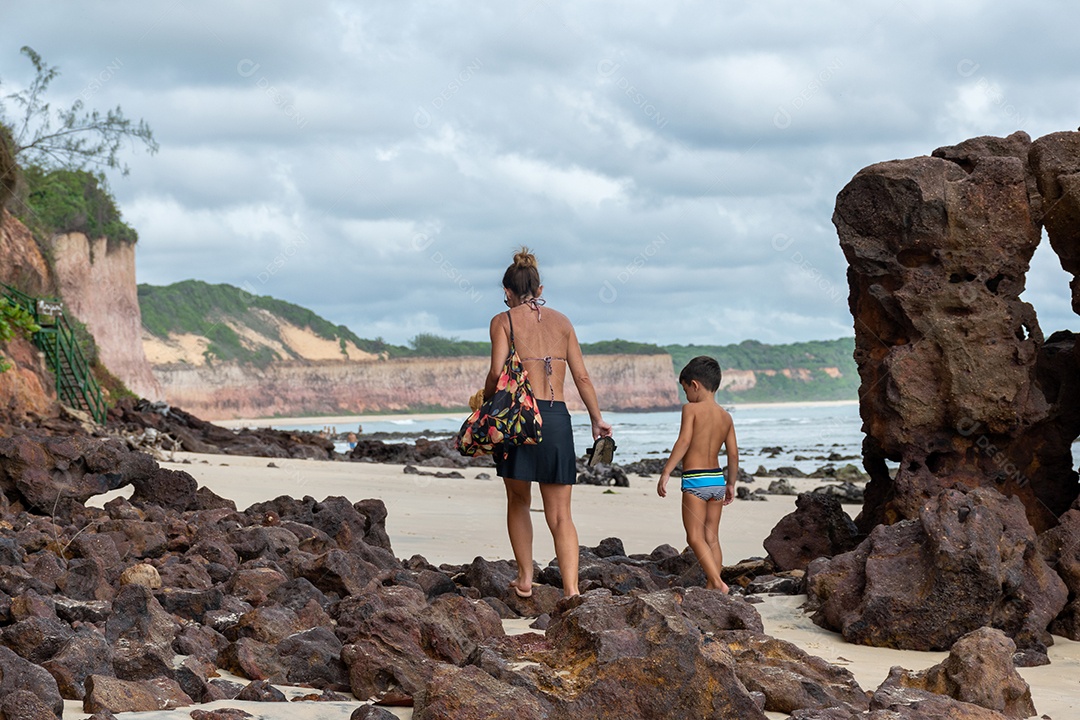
657;356;738;592
486;247;612;598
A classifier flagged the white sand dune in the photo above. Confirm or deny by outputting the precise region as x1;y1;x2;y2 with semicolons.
82;453;1079;719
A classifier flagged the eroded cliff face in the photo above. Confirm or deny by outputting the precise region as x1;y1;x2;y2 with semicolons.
152;354;680;420
49;232;163;400
0;210;56;422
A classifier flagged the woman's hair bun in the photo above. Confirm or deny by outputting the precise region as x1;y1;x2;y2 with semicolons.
513;246;538;269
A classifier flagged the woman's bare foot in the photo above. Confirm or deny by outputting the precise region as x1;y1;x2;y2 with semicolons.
706;580;730;593
510;579;533;598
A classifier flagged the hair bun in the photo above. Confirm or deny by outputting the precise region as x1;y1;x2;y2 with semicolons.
513;247;538;269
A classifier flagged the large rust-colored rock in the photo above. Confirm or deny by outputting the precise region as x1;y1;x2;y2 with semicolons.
1038;506;1080;639
764;492;861;571
466;589;864;719
104;584;180;680
836;128;1080;545
877;627;1035;718
807;487;1067;662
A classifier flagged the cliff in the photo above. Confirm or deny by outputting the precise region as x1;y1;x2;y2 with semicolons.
151;353;680;420
0;209;56;421
49;232;163;400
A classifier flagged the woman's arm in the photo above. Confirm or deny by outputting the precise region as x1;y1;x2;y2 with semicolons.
565;325;612;439
483;313;510;400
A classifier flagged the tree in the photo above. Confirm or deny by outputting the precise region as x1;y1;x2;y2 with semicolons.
1;46;157;175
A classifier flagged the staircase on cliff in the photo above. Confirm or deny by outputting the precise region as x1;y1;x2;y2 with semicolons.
1;283;107;424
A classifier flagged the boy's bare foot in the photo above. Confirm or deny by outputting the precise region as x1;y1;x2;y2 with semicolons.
510;580;533;598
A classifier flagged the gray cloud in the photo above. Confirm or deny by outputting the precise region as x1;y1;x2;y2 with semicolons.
2;0;1078;348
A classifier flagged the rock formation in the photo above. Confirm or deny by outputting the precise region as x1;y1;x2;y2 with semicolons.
835;129;1080;533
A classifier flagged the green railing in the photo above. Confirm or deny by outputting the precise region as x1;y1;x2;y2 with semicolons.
1;283;107;424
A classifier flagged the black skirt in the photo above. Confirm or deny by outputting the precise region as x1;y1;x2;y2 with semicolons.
495;400;577;485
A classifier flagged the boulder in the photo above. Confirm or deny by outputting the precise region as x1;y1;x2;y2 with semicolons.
274;626;349;689
764;492;860;571
129;467;197;511
1038;507;1080;639
105;584;180;680
41;626;113;699
807;487;1067;662
0;615;74;664
0;690;59;720
82;675;161;713
0;645;64;717
413;664;548;720
876;627;1035;718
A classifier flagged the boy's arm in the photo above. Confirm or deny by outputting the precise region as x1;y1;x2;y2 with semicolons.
723;420;739;506
658;405;694;497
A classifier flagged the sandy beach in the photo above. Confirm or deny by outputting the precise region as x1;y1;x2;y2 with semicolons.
82;453;1079;719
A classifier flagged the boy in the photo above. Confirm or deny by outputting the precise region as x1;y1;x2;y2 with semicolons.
657;356;738;592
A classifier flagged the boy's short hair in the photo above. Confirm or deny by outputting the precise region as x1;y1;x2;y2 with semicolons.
679;355;722;392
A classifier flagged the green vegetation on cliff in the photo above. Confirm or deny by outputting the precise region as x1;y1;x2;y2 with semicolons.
16;166;138;246
665;338;858;402
139;280;379;367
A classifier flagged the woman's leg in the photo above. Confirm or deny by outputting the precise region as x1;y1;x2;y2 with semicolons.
538;482;579;596
682;492;724;590
504;478;534;591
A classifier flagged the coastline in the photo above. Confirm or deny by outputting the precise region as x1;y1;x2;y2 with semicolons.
213;399;860;430
86;451;1079;719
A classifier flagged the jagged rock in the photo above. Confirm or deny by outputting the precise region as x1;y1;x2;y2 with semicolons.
0;645;64;717
275;626;348;689
870;684;1010;719
53;596;110;624
720;632;868;714
351;705;400;720
227;526;299;562
227;567;288;606
298;548;380;597
472;590;774;718
190;710;253;720
155;586;224;622
877;627;1035;718
1;615;74;664
745;572;805;595
130;467;197;511
766;478;799;495
105;584;180;680
764;493;860;572
807;487;1067;662
175;655;218;704
811;482;864;504
219;637;287;684
235;678;287;702
337;584;503;704
414;664;548;720
0;435;128;517
1039;507;1080;638
0;690;58;720
9;589;55;620
225;604;303;645
83;675;164;713
837;132;1080;533
173;622;228;662
56;558;113;602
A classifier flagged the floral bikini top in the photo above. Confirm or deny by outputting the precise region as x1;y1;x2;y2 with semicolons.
517;297;565;405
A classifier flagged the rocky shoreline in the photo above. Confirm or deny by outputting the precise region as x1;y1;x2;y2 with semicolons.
0;429;1059;719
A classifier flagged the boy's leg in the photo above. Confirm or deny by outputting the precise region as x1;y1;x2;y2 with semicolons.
504;478;534;592
681;492;723;589
703;500;728;593
538;482;580;596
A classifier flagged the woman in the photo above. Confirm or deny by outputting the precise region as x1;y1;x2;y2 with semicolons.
484;247;612;598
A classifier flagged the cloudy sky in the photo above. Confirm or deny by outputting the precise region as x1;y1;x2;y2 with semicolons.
2;1;1078;346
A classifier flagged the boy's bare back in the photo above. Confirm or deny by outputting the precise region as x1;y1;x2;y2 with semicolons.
681;401;733;471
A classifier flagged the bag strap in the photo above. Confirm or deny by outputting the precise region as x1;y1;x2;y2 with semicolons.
506;310;515;346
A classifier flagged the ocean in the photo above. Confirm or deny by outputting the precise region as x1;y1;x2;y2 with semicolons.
278;401;873;475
